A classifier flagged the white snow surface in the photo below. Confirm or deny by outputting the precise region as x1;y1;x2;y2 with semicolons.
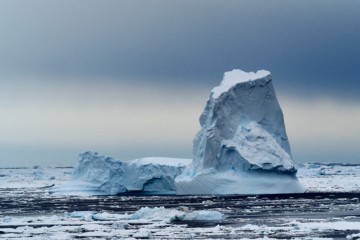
175;69;305;195
52;152;191;195
211;69;271;99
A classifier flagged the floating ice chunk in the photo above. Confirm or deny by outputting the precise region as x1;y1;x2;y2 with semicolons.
64;207;224;224
92;212;127;221
133;229;152;238
66;211;94;221
130;207;183;221
182;210;224;221
131;207;224;222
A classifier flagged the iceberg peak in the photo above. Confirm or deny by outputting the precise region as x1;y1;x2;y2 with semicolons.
211;69;271;99
175;68;305;195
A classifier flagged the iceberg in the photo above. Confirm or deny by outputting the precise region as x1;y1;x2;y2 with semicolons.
175;69;305;194
54;69;305;195
52;151;191;195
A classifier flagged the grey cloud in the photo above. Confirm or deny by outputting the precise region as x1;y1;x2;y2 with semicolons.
0;0;359;98
1;1;360;166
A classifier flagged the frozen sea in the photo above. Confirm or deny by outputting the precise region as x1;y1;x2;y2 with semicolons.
1;163;360;239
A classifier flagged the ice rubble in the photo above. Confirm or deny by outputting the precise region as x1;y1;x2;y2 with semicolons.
16;207;223;223
175;69;305;194
2;208;360;239
129;207;224;222
52;151;191;195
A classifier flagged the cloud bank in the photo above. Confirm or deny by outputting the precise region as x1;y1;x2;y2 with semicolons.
0;1;359;166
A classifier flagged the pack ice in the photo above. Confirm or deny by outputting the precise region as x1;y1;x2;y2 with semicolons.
175;69;305;194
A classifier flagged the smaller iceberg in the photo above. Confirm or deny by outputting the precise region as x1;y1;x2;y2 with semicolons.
51;151;191;195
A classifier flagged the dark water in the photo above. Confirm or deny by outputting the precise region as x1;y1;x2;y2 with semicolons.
1;192;359;216
1;192;360;239
1;192;360;238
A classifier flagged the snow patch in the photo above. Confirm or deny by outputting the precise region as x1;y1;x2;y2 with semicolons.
211;69;271;99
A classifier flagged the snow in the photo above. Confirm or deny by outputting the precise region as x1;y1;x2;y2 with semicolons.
51;151;191;195
175;69;305;195
211;69;271;99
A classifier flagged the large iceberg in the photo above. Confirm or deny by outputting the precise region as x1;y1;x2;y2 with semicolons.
53;69;305;195
52;152;191;195
175;69;305;194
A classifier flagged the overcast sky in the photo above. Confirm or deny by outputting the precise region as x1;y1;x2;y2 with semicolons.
0;0;359;167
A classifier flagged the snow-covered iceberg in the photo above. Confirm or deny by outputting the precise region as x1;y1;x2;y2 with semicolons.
52;152;191;195
175;69;305;194
53;69;305;196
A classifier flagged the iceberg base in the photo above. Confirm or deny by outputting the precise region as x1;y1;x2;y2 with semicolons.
175;170;306;195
